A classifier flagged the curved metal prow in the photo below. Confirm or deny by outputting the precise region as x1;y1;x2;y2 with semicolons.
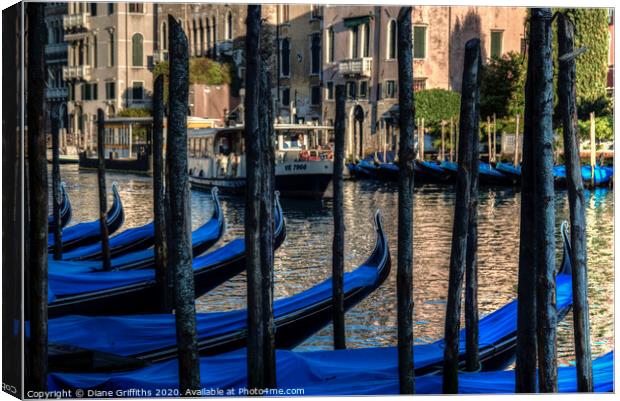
559;221;572;276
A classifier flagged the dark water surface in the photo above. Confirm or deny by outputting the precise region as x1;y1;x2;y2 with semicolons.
55;165;614;366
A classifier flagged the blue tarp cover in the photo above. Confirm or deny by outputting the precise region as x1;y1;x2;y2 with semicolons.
553;165;613;185
48;272;581;396
49;264;380;356
48;238;245;303
495;162;521;175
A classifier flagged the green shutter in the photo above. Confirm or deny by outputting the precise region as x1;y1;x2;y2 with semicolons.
491;31;503;58
413;26;426;59
132;33;143;67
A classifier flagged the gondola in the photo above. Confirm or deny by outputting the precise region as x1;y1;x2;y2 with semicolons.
495;162;522;182
441;160;513;186
48;237;592;396
47;194;285;318
415;160;452;184
48;184;125;254
554;164;613;187
48;211;391;372
48;183;72;233
60;188;224;262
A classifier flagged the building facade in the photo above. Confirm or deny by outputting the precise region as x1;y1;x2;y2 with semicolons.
63;2;155;151
45;2;69;144
322;6;528;159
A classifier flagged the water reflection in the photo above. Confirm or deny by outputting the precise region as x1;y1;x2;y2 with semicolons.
54;165;613;363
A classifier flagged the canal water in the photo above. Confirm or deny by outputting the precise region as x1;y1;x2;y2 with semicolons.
55;164;614;366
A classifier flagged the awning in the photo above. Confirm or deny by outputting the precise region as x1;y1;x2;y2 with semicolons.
343;15;372;28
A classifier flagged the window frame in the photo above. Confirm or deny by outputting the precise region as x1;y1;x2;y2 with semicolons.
310;32;321;75
490;30;504;59
105;81;116;100
413;25;427;60
326;81;334;100
128;3;144;14
386;19;397;60
131;32;144;67
326;27;335;63
311;85;321;105
131;80;145;102
280;37;291;78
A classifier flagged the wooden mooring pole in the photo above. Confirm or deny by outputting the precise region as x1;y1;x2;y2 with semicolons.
396;6;415;394
244;5;276;390
531;9;557;393
332;85;346;350
258;51;277;387
557;13;593;392
450;117;454;162
51;117;63;260
441;121;446;161
589;112;596;187
152;74;172;313
96;109;112;271
492;113;497;162
465;59;481;372
487;116;492;163
167;15;200;392
514;114;520;167
442;38;480;394
26;2;48;391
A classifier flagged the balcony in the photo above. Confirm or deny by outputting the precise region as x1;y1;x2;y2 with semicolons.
45;87;68;100
63;13;90;31
62;65;91;81
338;57;373;77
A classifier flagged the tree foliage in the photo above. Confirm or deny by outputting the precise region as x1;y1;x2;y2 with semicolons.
480;52;526;119
415;89;461;126
117;107;151;117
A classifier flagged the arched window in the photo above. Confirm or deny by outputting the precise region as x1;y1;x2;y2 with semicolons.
310;33;320;74
387;20;396;59
161;21;167;50
198;20;204;54
280;38;290;77
206;19;211;55
226;11;233;40
132;33;143;66
93;35;98;67
326;27;334;63
108;31;115;66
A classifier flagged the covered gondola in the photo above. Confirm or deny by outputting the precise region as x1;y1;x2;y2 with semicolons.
48;184;125;253
441;160;514;186
47;195;285;318
48;211;390;371
48;182;72;232
495;162;522;182
554;164;613;187
47;228;585;395
49;351;613;395
414;160;452;184
60;188;224;262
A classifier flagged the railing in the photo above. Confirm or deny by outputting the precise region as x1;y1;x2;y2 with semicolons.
45;42;68;57
338;57;373;77
62;65;91;81
63;13;90;31
45;87;68;99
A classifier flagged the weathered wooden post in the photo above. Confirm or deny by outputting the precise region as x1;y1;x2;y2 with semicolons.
96;109;112;271
396;6;415;394
465;60;481;372
167;15;200;392
51;117;63;260
450;117;454;162
514;114;520;167
26;2;48;391
557;13;593;392
441;121;446;161
487;116;492;163
244;5;276;390
455;122;460;163
152;74;172;313
332;85;346;350
258;51;276;387
420;118;425;161
531;9;557;393
492;113;497;162
442;38;480;394
589;111;596;187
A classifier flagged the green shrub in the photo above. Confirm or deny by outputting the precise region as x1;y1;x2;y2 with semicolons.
117;107;151;117
480;52;526;118
414;89;461;127
577;116;613;142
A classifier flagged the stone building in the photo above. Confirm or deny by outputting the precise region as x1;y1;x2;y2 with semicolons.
63;2;155;151
322;6;528;159
45;2;69;144
153;4;322;124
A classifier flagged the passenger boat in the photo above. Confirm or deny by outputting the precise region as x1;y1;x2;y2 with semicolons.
187;124;334;199
47;225;583;395
48;211;390;371
48;183;72;232
60;188;223;263
47;195;285;317
48;184;124;253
